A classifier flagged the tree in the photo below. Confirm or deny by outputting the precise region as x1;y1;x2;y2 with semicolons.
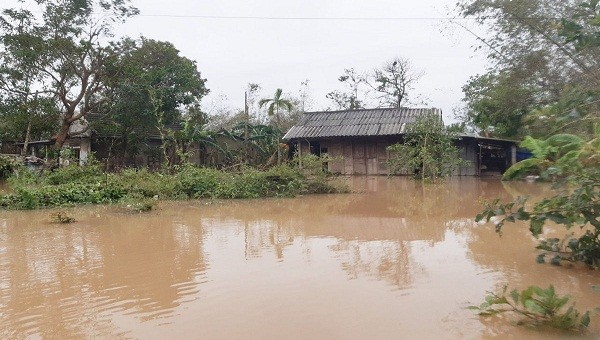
0;0;139;149
387;113;464;182
98;37;209;167
0;95;59;150
369;57;424;108
456;0;600;138
259;88;293;164
326;68;367;110
460;71;536;138
259;89;293;128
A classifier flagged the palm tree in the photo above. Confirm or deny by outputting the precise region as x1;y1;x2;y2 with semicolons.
258;88;293;164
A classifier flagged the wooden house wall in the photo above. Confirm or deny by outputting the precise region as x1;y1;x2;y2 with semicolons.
455;140;478;176
299;138;393;175
296;137;513;176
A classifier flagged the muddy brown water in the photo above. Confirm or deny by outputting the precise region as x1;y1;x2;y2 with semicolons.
0;177;598;339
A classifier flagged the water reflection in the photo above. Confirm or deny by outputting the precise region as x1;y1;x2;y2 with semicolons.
0;177;598;339
0;209;207;338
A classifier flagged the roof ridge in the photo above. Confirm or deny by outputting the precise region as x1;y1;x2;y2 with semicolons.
303;107;440;115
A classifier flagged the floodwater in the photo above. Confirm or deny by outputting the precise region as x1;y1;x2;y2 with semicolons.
0;177;598;339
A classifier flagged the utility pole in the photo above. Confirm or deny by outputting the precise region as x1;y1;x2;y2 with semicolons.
244;92;250;163
244;91;249;141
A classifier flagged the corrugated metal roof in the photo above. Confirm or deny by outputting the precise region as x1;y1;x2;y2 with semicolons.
283;108;441;140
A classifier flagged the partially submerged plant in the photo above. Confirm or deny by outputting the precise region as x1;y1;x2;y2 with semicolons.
49;211;76;223
121;195;156;213
469;285;591;332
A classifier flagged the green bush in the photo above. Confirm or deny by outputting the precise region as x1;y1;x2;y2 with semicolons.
0;156;18;179
0;182;127;209
45;163;105;185
176;166;228;198
0;155;346;210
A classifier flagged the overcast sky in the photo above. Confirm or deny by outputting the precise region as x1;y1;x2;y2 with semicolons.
4;0;489;122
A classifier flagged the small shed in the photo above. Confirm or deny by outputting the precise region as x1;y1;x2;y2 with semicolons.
283;108;518;176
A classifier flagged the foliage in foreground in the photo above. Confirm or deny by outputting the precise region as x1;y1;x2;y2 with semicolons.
0;156;345;210
477;134;600;267
0;155;18;179
387;113;465;182
502;134;590;181
469;285;590;332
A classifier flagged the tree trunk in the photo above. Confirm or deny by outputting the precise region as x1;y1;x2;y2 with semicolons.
421;134;427;182
21;119;32;156
276;107;281;165
53;120;71;149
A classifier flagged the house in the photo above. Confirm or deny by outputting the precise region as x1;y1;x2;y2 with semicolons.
283;108;518;176
10;114;268;169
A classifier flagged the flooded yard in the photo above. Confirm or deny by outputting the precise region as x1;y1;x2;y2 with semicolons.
0;177;598;339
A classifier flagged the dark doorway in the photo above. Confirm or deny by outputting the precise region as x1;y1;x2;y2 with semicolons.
310;142;321;156
479;144;508;175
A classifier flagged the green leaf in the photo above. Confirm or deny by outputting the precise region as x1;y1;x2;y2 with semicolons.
475;213;484;222
536;253;546;264
581;311;590;327
479;310;502;316
510;289;520;304
524;299;545;314
521;287;535;305
529;217;545;236
550;255;562;266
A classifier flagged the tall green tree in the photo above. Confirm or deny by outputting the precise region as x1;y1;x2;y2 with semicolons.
457;0;600;138
0;95;59;149
98;37;209;166
259;88;294;128
259;88;293;164
0;0;139;149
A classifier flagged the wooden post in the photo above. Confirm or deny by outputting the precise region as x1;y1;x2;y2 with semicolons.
298;141;302;169
510;144;517;166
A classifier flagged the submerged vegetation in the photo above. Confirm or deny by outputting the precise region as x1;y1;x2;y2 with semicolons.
49;211;76;224
470;285;591;332
387;113;464;182
0;155;346;210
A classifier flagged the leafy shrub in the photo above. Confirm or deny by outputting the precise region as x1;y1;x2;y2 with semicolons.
45;163;105;185
116;168;182;199
120;193;157;213
503;134;589;180
0;182;127;209
0;155;346;209
176;166;228;198
0;155;18;179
